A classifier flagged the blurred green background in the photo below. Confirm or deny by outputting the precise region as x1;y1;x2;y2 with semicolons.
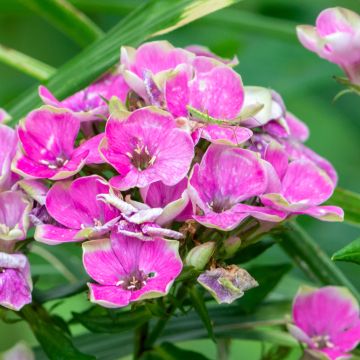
0;0;359;359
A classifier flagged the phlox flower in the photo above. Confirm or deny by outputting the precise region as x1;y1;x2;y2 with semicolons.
39;74;129;122
297;7;360;84
289;286;360;360
82;232;182;308
189;144;286;231
100;107;194;190
12;107;103;180
185;45;239;65
0;252;32;311
35;175;120;245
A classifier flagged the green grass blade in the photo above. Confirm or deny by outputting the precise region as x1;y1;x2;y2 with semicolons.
6;0;242;125
327;187;360;227
0;44;55;81
274;221;360;301
19;0;103;47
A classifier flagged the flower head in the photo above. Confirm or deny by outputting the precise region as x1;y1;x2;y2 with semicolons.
39;74;129;122
83;232;182;308
0;252;32;311
289;286;360;360
35;175;120;245
12;107;102;180
297;7;360;84
189;144;285;231
100;107;194;190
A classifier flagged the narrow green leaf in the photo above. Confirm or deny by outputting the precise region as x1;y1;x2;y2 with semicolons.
140;342;211;360
332;237;360;265
326;188;360;227
21;304;95;360
238;263;292;313
188;286;216;342
7;0;242;125
0;44;55;81
19;0;103;47
72;306;152;333
274;221;360;301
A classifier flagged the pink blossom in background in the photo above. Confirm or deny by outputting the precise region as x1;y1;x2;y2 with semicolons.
0;191;32;243
189;144;286;231
83;232;182;308
12;107;103;180
39;74;129;122
0;123;19;191
0;252;32;311
35;175;120;245
289;286;360;360
297;7;360;84
100;107;194;190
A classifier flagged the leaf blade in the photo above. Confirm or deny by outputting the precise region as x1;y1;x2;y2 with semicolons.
332;237;360;265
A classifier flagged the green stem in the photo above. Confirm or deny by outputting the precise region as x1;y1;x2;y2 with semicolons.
145;284;188;348
275;221;360;301
217;338;231;360
0;44;55;81
20;0;104;48
133;322;149;359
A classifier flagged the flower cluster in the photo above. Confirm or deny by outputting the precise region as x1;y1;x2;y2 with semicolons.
0;40;343;312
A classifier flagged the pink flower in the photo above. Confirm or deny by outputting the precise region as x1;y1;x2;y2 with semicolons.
120;41;194;101
188;144;286;231
140;177;193;225
100;107;194;190
35;175;120;245
82;232;182;308
289;286;360;360
261;141;343;221
297;7;360;84
185;45;239;65
0;108;11;123
0;191;32;244
12;107;103;180
39;74;129;122
0;252;32;311
0;123;19;191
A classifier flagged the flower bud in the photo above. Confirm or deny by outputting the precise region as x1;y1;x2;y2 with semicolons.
185;242;215;270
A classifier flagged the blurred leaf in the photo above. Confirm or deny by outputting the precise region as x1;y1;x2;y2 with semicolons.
238;263;292;313
0;44;55;80
274;221;360;301
140;342;211;360
21;304;95;360
19;0;103;47
34;300;294;359
72;306;152;333
7;0;242;124
261;345;293;360
327;188;360;227
175;265;202;283
188;286;216;342
332;237;360;265
229;238;276;264
33;279;88;303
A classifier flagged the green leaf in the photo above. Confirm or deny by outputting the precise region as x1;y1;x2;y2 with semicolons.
72;306;152;333
19;0;103;47
274;221;360;302
332;237;360;265
0;44;55;80
188;286;216;342
326;188;360;227
7;0;242;125
34;301;294;359
140;342;211;360
21;304;95;360
238;263;292;313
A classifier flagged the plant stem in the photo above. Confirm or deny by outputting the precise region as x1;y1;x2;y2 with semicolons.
0;44;55;81
217;338;231;360
145;284;188;348
133;322;149;359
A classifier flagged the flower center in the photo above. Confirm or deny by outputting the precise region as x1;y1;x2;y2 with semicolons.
115;270;156;291
39;155;69;170
208;198;233;213
0;267;5;273
127;143;156;171
311;335;334;349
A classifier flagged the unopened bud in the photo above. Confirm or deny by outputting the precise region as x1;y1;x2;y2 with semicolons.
185;242;215;270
